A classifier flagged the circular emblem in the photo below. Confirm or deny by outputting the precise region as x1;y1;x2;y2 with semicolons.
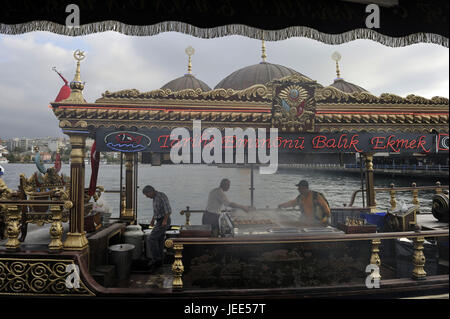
279;85;309;117
74;49;85;61
289;89;299;100
441;135;449;149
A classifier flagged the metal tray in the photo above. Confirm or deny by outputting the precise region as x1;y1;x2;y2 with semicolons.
267;228;301;233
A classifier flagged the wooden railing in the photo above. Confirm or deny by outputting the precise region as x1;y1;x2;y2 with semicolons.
349;181;448;209
165;229;449;290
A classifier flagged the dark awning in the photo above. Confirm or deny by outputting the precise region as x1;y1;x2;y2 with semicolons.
0;0;448;47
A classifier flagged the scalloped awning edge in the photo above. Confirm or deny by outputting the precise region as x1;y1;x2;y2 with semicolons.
0;21;448;48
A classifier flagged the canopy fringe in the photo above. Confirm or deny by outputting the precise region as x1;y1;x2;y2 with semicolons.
1;21;448;48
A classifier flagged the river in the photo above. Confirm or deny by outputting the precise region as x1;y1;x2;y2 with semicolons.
0;163;443;225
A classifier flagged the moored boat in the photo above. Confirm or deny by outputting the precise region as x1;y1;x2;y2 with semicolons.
0;46;448;300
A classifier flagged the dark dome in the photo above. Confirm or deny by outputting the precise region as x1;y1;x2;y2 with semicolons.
329;78;369;93
214;62;311;90
161;74;211;91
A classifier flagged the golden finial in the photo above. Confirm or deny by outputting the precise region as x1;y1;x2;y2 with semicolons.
331;51;342;79
73;49;85;82
63;49;86;103
261;33;267;62
185;46;195;75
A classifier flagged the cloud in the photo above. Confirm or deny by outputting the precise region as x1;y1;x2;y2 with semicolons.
0;32;448;139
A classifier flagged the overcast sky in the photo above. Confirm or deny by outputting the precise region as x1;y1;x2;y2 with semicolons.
0;31;448;139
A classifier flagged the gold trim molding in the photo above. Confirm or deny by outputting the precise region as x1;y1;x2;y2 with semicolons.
315;86;449;105
96;84;270;103
0;257;94;296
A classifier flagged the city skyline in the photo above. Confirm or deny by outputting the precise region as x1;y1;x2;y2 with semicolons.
0;31;448;139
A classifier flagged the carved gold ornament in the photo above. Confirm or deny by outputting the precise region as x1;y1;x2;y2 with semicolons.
315;86;449;105
0;258;94;296
97;84;270;103
272;84;317;132
278;85;309;116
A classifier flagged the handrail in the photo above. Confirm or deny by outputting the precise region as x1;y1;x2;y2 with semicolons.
165;228;449;289
349;182;448;207
0;199;72;206
169;229;449;244
179;206;205;225
345;163;449;171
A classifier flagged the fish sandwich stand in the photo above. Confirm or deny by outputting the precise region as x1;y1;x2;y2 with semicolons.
43;52;449;296
1;51;448;298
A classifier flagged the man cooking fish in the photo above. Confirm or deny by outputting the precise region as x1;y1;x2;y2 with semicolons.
277;180;331;226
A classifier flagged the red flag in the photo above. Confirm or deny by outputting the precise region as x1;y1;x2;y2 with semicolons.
88;141;100;197
53;67;71;102
54;153;61;173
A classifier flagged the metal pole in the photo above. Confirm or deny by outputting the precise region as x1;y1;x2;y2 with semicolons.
134;152;138;223
249;163;254;207
119;152;123;215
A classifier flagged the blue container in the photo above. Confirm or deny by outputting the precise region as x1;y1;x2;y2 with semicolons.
360;212;387;229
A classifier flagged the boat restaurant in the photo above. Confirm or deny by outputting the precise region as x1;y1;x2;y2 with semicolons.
0;43;448;298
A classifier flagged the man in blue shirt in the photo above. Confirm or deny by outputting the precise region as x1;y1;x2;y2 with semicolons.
143;185;171;271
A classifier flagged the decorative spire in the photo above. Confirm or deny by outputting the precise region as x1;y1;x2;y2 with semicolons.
63;49;86;103
331;51;342;80
185;46;195;75
261;32;267;62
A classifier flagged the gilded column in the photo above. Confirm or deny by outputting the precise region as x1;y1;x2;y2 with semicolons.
120;153;134;221
48;204;64;251
165;239;184;290
435;181;442;194
412;236;427;280
369;239;381;281
364;153;377;211
411;182;420;207
64;133;89;250
5;205;21;250
389;183;397;211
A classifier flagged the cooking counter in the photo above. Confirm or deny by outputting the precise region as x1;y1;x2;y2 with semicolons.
224;208;344;238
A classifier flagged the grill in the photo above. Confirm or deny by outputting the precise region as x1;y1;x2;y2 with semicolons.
224;209;344;237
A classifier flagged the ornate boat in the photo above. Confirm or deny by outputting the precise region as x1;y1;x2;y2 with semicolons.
1;47;448;299
0;1;449;300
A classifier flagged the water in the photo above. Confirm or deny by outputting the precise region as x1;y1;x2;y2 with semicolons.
1;163;443;226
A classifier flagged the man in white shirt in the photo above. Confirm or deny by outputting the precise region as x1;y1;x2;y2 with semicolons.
202;178;250;236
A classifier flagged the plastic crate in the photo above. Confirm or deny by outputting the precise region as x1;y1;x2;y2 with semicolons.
360;212;387;230
330;207;371;227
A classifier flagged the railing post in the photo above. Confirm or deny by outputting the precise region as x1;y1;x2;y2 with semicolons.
165;239;184;290
363;153;377;212
435;181;442;194
389;183;396;211
411;182;420;207
5;205;21;251
120;153;135;221
48;204;64;251
185;206;191;226
370;239;382;282
412;236;426;280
